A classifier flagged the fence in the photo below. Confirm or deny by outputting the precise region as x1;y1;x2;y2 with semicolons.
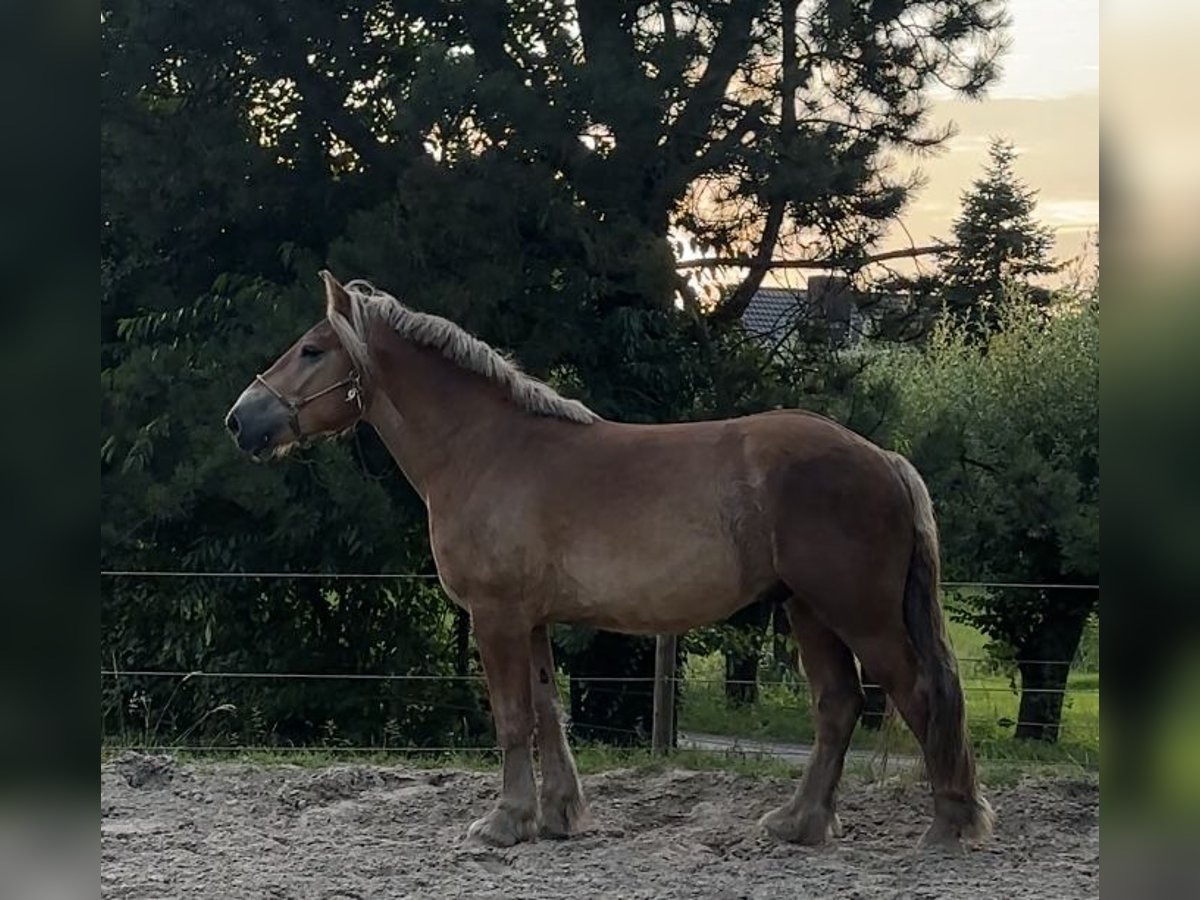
100;570;1099;766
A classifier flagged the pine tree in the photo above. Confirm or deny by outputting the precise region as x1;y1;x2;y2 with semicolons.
942;138;1058;336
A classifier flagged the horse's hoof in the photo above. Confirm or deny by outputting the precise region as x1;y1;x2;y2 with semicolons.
467;806;536;847
920;793;994;851
538;790;593;839
918;820;966;853
759;804;841;845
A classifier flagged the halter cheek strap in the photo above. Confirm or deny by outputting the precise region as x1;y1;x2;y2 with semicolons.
255;368;364;444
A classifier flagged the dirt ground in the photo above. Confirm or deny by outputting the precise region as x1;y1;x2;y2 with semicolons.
101;753;1098;899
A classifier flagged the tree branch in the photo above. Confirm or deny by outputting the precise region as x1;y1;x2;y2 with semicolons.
961;454;1001;475
664;0;758;166
675;100;767;189
459;0;592;179
717;0;798;325
659;0;677;46
677;244;954;271
261;1;413;177
576;1;645;121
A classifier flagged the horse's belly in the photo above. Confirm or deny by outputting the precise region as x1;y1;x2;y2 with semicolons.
551;536;758;633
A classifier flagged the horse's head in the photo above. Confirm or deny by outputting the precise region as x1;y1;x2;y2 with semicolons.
225;271;365;460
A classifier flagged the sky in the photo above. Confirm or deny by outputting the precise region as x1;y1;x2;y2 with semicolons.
1101;1;1200;267
880;0;1099;278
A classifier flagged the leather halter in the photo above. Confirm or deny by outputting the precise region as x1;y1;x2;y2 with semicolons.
255;367;364;444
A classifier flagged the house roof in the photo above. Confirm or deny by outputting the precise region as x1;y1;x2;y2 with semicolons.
741;287;805;338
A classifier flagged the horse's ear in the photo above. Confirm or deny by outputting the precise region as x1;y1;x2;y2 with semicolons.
320;269;352;319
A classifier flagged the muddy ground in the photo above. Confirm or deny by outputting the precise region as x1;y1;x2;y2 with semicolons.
101;753;1098;899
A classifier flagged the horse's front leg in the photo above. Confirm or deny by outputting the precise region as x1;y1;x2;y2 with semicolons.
467;611;537;847
530;625;591;838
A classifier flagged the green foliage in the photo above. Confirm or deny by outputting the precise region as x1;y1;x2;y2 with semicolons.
878;297;1099;596
101;268;482;746
866;295;1099;739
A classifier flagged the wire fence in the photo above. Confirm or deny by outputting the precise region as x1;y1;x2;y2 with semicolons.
104;744;503;755
100;570;1101;591
100;668;1100;753
100;570;1100;764
98;668;1097;695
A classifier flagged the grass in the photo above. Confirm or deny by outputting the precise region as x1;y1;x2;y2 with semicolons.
676;618;1100;770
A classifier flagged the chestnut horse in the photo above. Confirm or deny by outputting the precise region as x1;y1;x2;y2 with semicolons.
225;272;993;849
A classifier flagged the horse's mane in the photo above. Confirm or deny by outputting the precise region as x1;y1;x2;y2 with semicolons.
328;280;597;425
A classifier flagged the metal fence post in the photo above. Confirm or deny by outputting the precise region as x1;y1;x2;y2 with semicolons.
652;633;678;754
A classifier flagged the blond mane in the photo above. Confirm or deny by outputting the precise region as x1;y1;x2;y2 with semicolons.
327;280;597;425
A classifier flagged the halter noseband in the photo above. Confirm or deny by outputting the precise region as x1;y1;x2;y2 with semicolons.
255;367;364;444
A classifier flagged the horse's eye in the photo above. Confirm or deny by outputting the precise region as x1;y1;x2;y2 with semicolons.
300;344;324;359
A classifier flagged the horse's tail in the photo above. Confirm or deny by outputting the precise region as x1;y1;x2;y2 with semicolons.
888;452;994;841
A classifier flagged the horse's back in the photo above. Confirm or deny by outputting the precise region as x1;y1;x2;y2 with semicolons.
429;406;912;632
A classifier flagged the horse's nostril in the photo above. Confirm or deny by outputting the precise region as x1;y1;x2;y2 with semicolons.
225;411;241;435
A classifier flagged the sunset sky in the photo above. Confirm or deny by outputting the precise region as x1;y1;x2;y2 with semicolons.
881;0;1099;279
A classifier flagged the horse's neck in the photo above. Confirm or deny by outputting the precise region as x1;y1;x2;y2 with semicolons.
364;325;516;500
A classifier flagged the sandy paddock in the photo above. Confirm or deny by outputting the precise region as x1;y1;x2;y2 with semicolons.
101;753;1098;899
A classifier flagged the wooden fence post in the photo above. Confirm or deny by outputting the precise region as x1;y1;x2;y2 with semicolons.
652;633;678;755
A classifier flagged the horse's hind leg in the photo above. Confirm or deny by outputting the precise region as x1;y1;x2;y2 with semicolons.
851;631;993;849
760;598;864;845
466;610;538;846
530;625;592;838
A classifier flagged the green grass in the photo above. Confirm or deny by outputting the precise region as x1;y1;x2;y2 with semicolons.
677;619;1100;770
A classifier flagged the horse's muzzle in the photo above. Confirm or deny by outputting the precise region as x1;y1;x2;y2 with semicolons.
225;389;288;458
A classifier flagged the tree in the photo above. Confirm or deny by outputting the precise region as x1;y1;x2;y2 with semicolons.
940;138;1059;336
875;296;1099;741
101;280;491;748
102;0;1009;746
451;0;1006;316
101;1;488;746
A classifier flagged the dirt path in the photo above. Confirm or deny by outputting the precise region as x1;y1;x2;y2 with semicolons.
677;730;924;767
101;753;1098;899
